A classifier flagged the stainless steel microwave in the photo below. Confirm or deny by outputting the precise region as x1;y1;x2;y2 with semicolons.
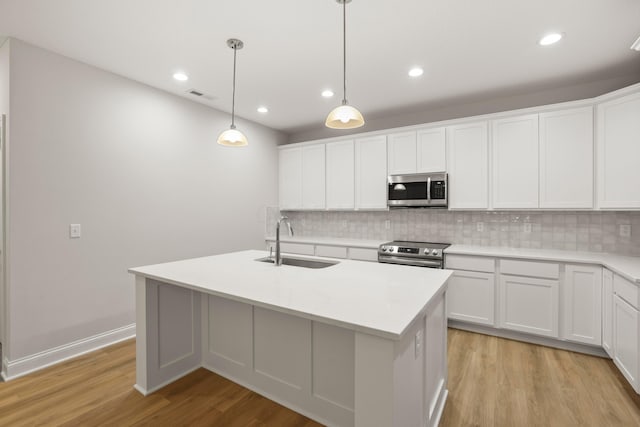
387;172;448;208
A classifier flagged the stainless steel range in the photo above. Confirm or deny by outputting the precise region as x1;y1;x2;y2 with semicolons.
378;241;450;269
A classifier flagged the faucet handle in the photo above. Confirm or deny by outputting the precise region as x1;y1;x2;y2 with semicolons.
269;246;273;259
287;222;294;236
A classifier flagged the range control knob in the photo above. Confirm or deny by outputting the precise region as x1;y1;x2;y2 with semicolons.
381;246;388;252
432;249;439;255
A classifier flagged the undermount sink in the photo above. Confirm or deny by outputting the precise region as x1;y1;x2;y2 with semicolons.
255;256;339;269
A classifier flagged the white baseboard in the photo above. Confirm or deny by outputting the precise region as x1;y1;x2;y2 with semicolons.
1;323;136;381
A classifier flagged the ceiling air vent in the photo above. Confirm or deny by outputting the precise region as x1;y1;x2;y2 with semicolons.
186;89;216;101
632;35;640;51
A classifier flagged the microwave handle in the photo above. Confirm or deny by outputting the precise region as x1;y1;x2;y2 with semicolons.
427;176;431;201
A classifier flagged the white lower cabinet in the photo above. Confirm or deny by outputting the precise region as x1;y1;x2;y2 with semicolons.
602;269;614;356
499;274;559;338
613;294;639;393
613;273;640;393
563;264;602;346
447;270;495;326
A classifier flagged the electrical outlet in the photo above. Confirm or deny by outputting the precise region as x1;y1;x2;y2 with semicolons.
523;223;532;233
385;219;391;230
341;220;348;228
414;330;422;359
69;224;81;238
620;224;632;238
476;222;484;232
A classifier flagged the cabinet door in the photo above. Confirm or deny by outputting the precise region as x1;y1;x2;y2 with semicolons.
301;145;326;209
388;131;417;174
417;127;446;173
279;147;302;210
603;269;614;357
326;140;355;209
597;91;640;208
499;275;559;338
563;264;602;346
446;122;489;209
447;271;495;326
539;107;594;208
492;114;539;209
355;135;387;209
613;294;639;392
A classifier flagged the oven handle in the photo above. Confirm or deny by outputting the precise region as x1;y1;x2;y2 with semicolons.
378;256;443;268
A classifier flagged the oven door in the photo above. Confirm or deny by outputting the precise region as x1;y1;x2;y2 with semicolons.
378;255;443;268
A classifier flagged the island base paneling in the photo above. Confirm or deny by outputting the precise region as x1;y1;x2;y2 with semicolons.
134;276;448;427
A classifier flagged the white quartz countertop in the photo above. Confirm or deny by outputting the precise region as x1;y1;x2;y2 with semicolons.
265;236;384;249
129;250;452;340
446;244;640;284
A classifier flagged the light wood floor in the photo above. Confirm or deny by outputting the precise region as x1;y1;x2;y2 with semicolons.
1;329;639;426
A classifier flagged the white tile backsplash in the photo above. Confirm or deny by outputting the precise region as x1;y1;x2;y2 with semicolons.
267;207;640;256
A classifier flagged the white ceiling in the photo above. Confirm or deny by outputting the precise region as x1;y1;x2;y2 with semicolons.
1;0;639;134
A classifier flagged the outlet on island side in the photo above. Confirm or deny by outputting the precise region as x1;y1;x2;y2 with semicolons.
414;330;422;359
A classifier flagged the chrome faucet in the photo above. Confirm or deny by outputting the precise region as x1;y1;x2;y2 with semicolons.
275;216;294;266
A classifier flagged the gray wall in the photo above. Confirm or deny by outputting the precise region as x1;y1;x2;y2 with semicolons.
288;73;640;143
0;39;9;350
5;39;284;360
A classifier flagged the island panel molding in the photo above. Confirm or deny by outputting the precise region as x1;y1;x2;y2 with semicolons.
129;250;452;427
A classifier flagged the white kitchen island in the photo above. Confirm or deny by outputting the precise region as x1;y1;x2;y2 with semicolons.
129;250;452;427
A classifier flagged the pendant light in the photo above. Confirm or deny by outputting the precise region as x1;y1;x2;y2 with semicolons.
325;0;364;129
217;38;248;147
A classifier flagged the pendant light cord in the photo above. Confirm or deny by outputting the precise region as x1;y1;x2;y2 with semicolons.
231;45;237;129
342;0;347;105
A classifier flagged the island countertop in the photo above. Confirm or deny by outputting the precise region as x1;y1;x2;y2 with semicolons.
129;250;452;340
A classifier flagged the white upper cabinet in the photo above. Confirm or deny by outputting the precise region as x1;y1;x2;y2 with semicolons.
417;127;446;173
355;135;387;209
279;147;302;210
326;140;355;209
388;128;446;175
301;144;326;209
492;114;539;209
597;91;640;209
387;132;417;174
539;107;594;209
447;121;489;209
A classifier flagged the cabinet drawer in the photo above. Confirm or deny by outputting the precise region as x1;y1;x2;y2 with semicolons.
500;259;559;279
349;247;378;262
279;242;315;256
445;255;494;273
315;245;348;259
614;274;639;310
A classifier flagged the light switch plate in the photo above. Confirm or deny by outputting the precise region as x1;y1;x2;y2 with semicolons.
385;220;391;230
69;224;81;238
620;224;632;238
523;223;532;233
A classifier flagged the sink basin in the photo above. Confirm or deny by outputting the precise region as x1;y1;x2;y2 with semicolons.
255;256;339;269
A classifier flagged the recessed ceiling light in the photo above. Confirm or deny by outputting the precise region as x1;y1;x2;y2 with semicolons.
257;106;269;113
408;67;424;77
173;72;189;81
538;33;563;46
321;90;334;98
